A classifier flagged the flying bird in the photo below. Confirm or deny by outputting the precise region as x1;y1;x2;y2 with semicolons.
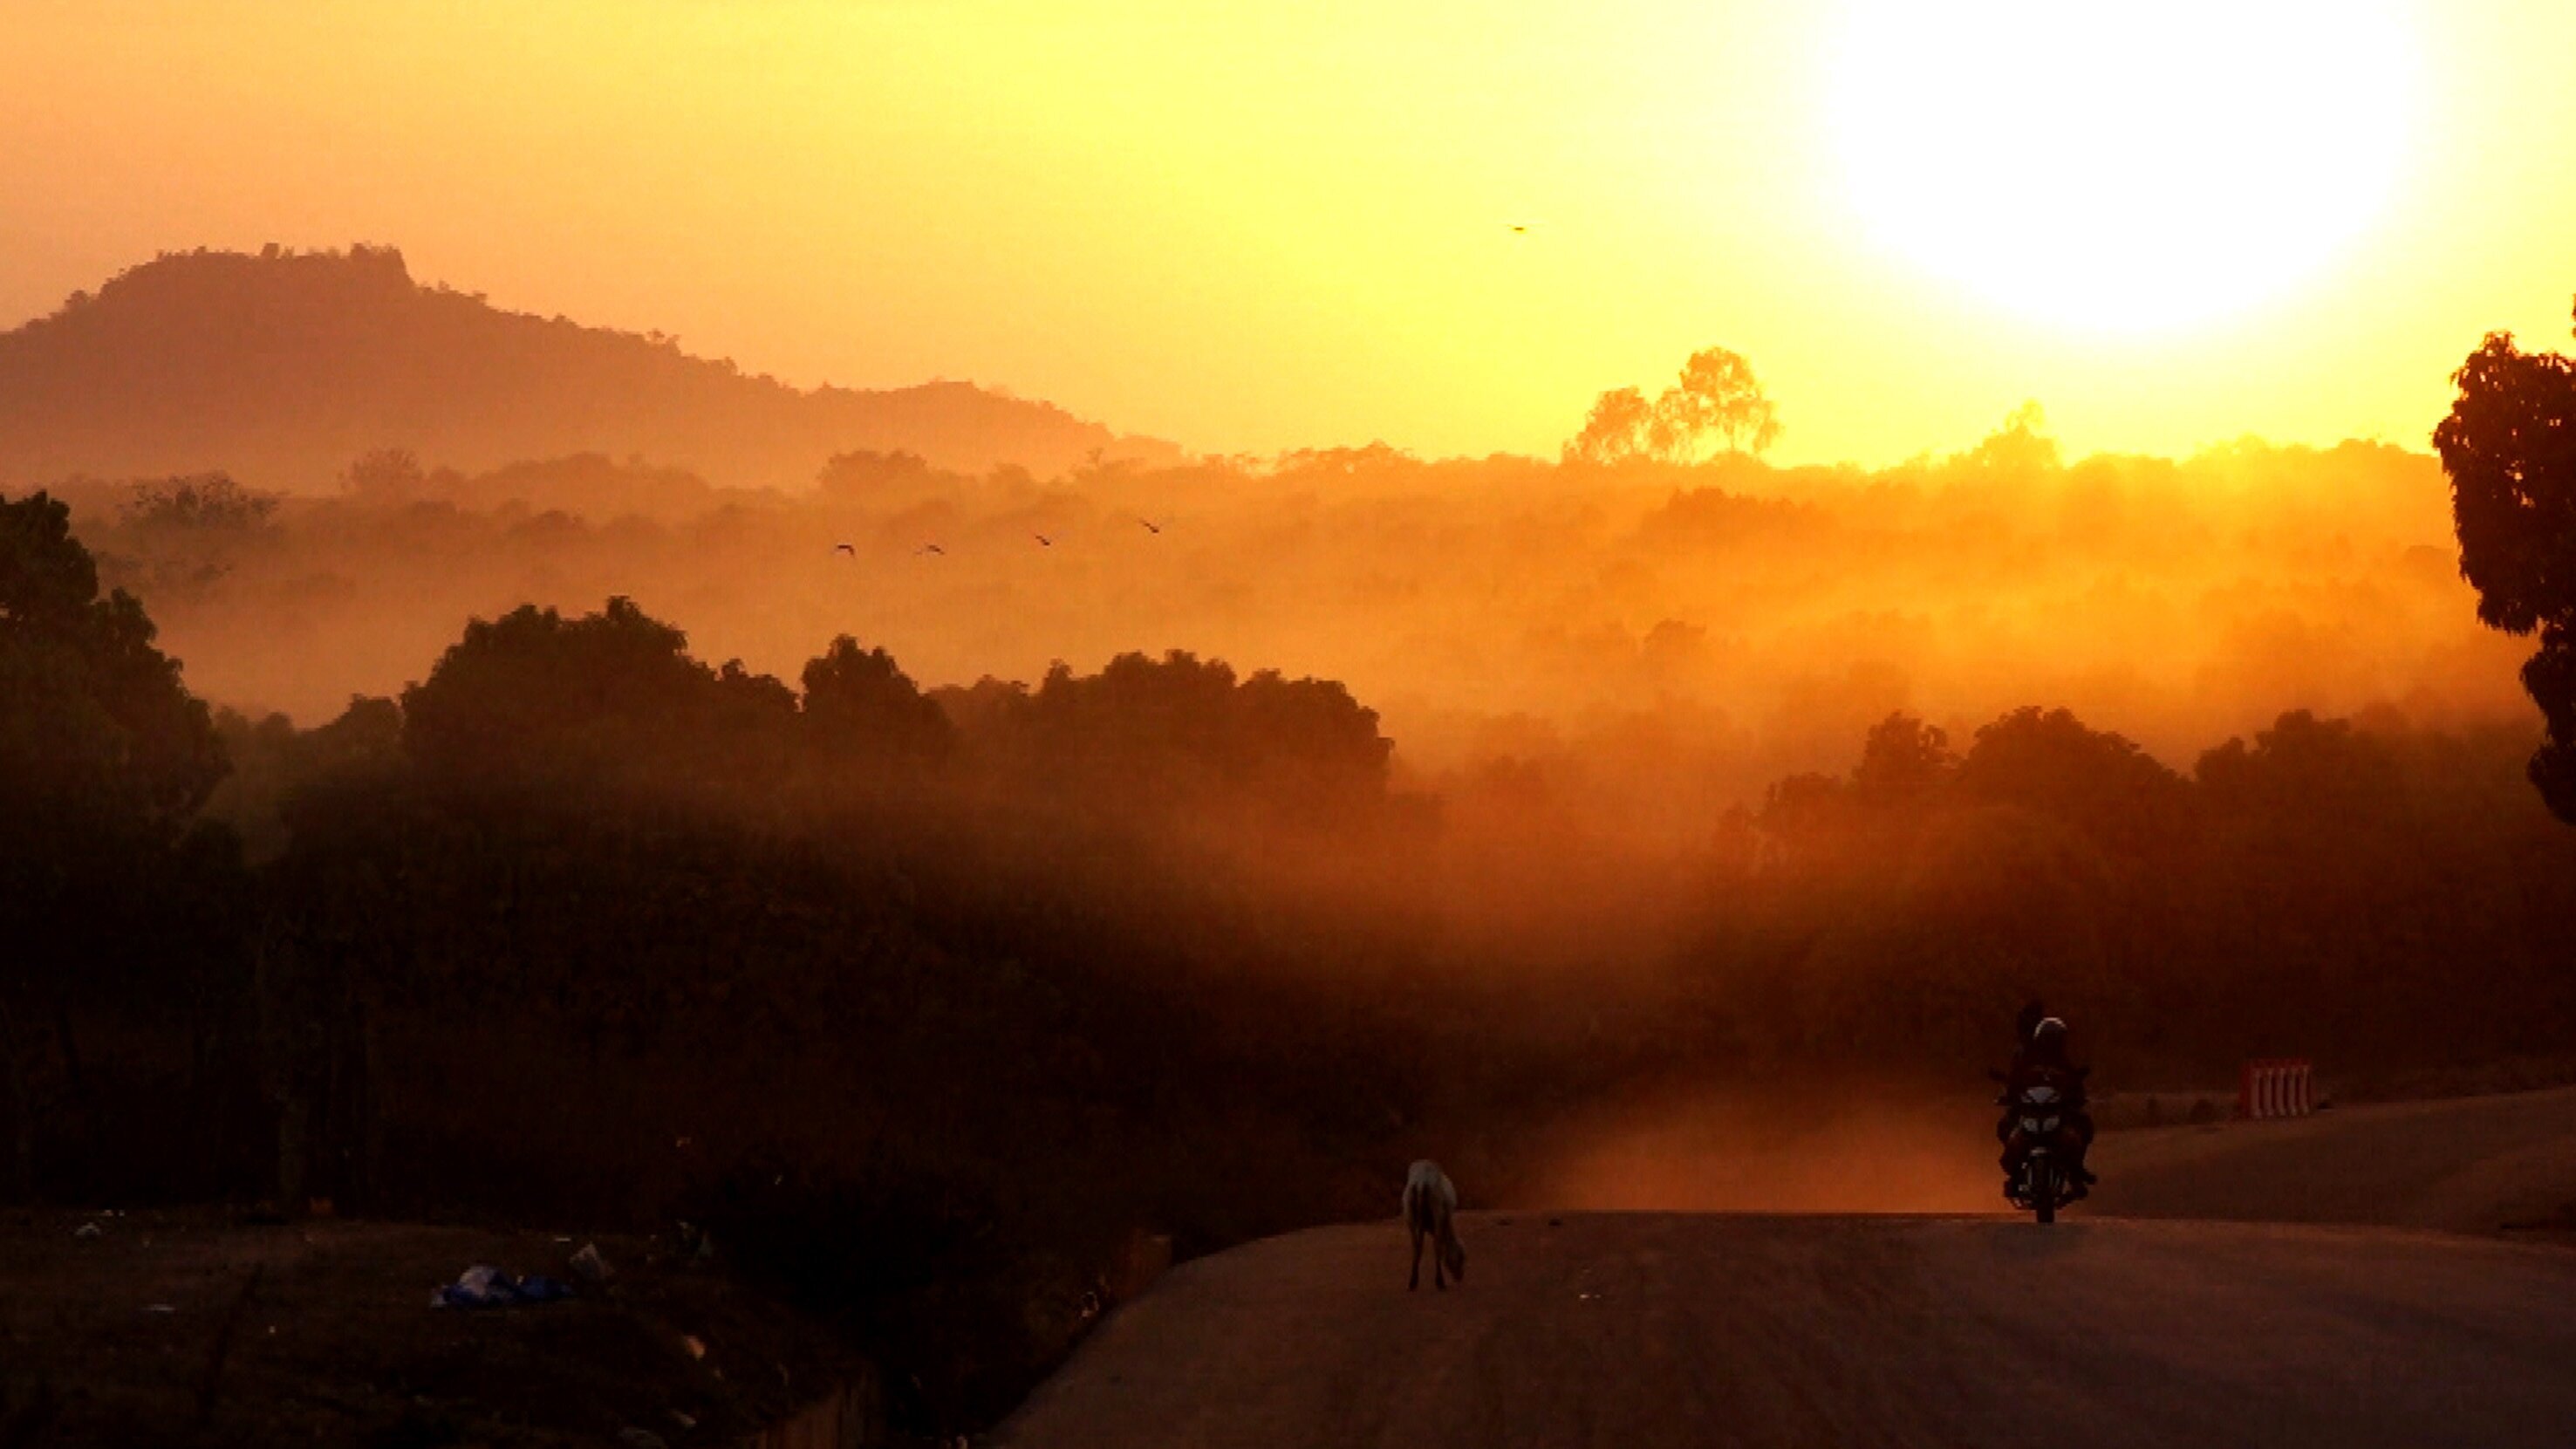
1509;224;1529;234
1034;533;1054;547
914;543;946;557
833;543;856;555
1138;517;1165;536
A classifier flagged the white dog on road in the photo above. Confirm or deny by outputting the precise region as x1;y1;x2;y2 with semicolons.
1403;1160;1466;1291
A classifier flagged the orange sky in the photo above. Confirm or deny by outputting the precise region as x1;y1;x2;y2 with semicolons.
4;0;2573;467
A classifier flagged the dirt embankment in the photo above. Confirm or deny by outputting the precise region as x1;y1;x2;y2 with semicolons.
2089;1083;2576;1237
0;1209;872;1448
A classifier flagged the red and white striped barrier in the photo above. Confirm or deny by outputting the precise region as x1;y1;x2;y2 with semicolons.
2238;1058;2315;1119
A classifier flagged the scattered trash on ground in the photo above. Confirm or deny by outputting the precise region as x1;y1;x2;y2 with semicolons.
73;1223;102;1241
667;1409;697;1432
429;1265;576;1309
680;1334;707;1361
673;1220;716;1264
571;1242;613;1283
615;1429;669;1449
142;1303;176;1315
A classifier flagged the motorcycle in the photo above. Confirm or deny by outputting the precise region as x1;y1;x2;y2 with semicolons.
1993;1070;2084;1224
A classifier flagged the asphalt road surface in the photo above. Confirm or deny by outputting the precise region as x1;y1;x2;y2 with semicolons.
997;1212;2576;1449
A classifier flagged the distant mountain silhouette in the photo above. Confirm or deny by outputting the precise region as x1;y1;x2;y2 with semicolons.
0;245;1179;491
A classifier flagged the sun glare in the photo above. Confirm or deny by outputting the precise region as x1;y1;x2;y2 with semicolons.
1828;0;2417;333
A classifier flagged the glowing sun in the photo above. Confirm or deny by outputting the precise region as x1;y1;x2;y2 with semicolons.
1828;0;2418;332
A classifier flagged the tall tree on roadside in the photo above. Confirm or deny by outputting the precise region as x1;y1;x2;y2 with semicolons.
2433;306;2576;823
0;491;228;1197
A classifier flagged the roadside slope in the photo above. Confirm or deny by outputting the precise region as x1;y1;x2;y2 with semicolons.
0;1209;868;1447
2091;1084;2576;1234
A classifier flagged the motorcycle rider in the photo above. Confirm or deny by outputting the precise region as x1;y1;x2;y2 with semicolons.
1998;1013;2096;1195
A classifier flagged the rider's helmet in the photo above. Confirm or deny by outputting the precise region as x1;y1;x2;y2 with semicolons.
2028;1016;2070;1065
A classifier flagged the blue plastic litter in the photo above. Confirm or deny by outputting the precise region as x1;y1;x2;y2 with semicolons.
432;1265;577;1309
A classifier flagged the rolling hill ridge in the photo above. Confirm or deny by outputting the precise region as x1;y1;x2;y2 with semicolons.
0;245;1178;491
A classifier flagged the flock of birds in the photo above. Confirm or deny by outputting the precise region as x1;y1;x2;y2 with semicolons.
828;224;1527;563
833;515;1171;561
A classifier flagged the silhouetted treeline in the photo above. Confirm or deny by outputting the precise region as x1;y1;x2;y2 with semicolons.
42;420;2525;852
6;505;1428;1425
1691;707;2576;1081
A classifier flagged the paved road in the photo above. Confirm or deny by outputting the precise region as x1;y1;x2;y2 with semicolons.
997;1213;2576;1449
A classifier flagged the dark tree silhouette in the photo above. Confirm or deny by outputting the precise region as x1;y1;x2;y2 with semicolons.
106;472;283;604
801;636;954;766
1008;650;1392;821
1851;712;1957;809
2194;710;2402;830
2434;312;2576;823
1954;707;2191;860
0;491;228;1197
341;448;428;498
0;493;225;825
400;595;794;796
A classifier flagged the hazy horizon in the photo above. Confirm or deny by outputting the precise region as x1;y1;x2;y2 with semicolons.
1;240;2518;485
9;1;2576;467
3;243;2542;858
